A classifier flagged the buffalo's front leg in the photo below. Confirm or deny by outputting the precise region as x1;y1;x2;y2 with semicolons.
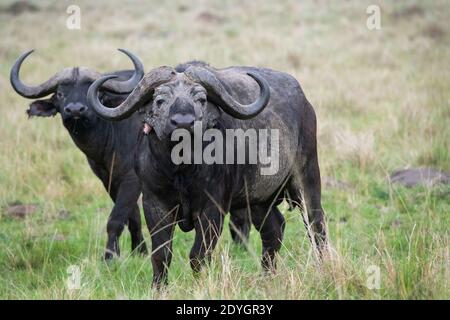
128;205;148;255
104;173;147;260
190;209;224;273
229;209;251;244
104;176;142;260
142;196;177;288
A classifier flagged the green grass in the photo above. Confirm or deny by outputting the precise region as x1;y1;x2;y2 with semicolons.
0;0;449;299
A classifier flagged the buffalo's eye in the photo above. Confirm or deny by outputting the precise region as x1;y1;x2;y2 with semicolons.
155;98;165;107
56;91;64;99
196;97;207;105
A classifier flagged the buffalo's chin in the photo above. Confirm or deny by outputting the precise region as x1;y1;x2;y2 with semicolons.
63;116;96;129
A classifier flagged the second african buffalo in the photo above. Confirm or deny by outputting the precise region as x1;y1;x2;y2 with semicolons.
10;49;147;259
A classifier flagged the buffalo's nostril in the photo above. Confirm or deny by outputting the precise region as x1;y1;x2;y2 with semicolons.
64;103;87;116
170;113;195;129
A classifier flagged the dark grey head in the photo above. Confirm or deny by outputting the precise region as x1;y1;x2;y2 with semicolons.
87;65;271;139
10;49;144;131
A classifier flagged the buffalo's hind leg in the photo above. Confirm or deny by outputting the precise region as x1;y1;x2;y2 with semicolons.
251;205;285;272
288;152;328;257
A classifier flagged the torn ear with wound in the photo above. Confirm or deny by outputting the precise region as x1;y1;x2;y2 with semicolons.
26;100;58;117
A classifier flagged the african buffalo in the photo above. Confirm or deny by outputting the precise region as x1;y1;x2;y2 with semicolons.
88;63;328;286
10;49;147;260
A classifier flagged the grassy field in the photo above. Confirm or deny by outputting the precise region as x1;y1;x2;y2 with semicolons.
0;0;449;299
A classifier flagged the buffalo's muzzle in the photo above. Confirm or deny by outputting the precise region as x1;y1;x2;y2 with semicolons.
64;102;87;118
170;113;195;130
169;97;196;130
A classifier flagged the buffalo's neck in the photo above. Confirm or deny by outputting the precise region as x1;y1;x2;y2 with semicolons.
66;119;113;163
146;132;234;205
146;133;180;176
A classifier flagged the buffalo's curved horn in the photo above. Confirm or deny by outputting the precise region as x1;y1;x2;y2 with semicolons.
10;49;144;99
88;66;176;121
10;50;72;98
185;67;270;119
100;48;145;93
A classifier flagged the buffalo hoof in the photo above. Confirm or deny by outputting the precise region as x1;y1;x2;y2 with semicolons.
132;242;148;256
103;249;119;262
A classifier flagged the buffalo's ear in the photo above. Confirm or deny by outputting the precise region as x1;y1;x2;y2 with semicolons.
27;99;58;117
